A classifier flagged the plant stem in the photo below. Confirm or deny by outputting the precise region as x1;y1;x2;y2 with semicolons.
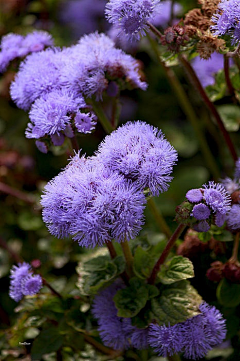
70;136;80;152
84;334;122;357
148;223;186;284
106;241;117;259
90;100;114;134
121;240;134;278
148;198;172;238
0;182;35;204
42;278;62;299
229;232;240;263
146;33;220;180
224;55;236;101
178;54;238;163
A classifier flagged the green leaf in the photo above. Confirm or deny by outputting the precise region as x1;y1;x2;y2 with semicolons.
217;278;240;307
31;326;64;360
198;231;212;243
214;230;234;242
133;246;154;279
77;254;125;295
113;278;149;318
151;280;202;326
158;256;194;284
216;105;240;132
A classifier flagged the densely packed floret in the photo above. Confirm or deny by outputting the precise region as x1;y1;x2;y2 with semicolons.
9;263;42;302
105;0;161;40
148;302;226;359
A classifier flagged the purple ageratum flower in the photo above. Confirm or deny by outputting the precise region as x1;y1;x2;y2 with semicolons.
211;0;240;44
215;212;226;227
92;281;133;350
192;203;211;220
234;158;240;179
148;303;226;360
192;53;233;88
186;189;203;203
74;112;96;134
36;140;48;154
10;48;64;110
130;327;149;349
193;220;210;232
148;323;183;357
26;89;85;140
203;181;231;214
41;154;146;247
0;31;53;73
9;263;42;302
21;274;43;296
152;0;182;28
105;0;161;41
96;121;178;196
226;204;240;231
221;177;239;195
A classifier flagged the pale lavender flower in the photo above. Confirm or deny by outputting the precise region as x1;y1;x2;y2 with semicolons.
192;203;211;220
74;112;97;133
211;0;240;44
9;263;42;302
20;31;54;55
226;204;240;231
193;220;210;232
36;140;48;154
96;121;178;196
221;177;239;195
22;274;43;296
41;154;146;247
203;181;231;214
186;189;203;203
152;0;182;28
105;0;161;41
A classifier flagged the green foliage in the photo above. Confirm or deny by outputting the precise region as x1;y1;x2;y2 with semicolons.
151;280;202;326
31;326;64;360
217;279;240;307
133;243;163;279
114;278;159;318
157;256;194;284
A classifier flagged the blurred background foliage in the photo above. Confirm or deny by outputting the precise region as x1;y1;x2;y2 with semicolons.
0;0;239;360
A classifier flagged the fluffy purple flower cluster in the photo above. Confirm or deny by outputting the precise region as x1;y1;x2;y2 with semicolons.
105;0;161;41
0;31;53;73
192;52;233;88
186;181;231;232
96;121;178;196
211;0;240;44
148;303;226;359
92;281;148;350
41;121;177;247
9;263;42;302
10;32;147;151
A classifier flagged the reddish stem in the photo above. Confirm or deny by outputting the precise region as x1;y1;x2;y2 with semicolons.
0;182;35;204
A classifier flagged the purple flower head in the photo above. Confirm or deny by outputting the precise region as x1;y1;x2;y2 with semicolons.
9;263;42;302
92;281;133;350
36;141;48;154
193;220;210;232
192;203;211;220
22;274;43;296
211;0;240;44
152;1;182;28
148;303;226;360
41;154;146;247
26;89;84;140
203;181;231;214
74;112;97;133
215;212;226;227
186;189;203;203
234;158;240;179
192;53;233;88
226;204;240;231
0;31;53;73
105;0;161;41
96;121;178;196
10;48;64;110
221;177;239;195
131;327;149;349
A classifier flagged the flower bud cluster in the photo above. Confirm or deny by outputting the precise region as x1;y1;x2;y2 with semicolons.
176;182;231;232
207;261;240;284
160;24;189;53
9;262;42;302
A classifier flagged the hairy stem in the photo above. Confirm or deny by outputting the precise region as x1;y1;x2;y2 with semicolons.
121;240;134;278
229;232;240;264
42;278;62;299
178;54;238;163
146;33;220;180
148;223;186;284
0;182;35;204
90;100;114;134
148;198;172;238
